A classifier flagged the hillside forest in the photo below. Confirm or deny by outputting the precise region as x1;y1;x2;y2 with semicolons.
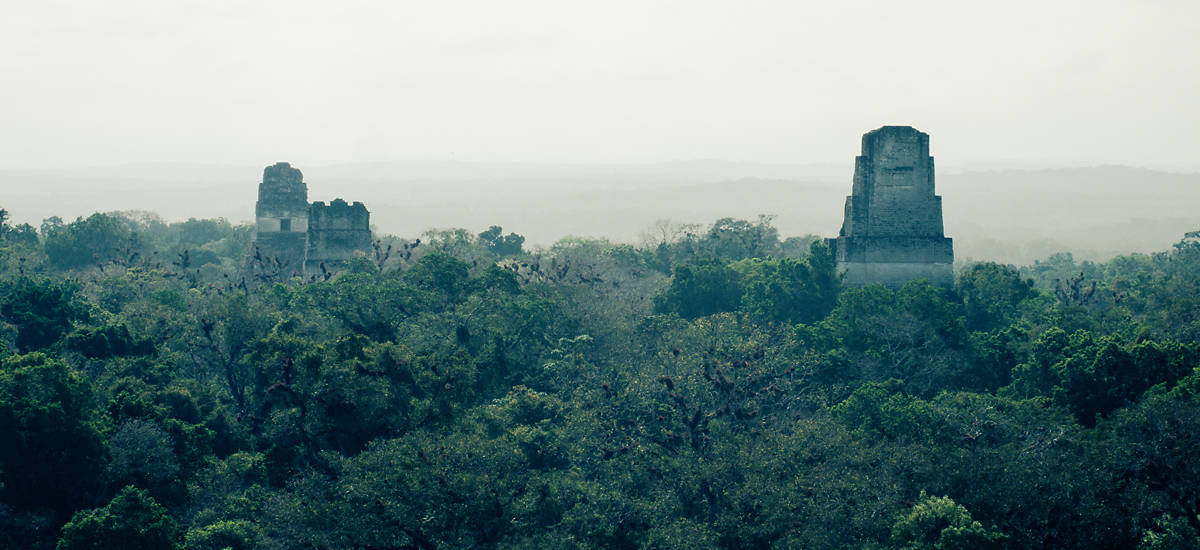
1;208;1200;549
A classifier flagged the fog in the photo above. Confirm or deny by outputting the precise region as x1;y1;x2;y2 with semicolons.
4;161;1198;265
2;1;1199;263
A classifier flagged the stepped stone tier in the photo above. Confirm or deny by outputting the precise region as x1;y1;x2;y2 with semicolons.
826;126;954;287
251;162;371;277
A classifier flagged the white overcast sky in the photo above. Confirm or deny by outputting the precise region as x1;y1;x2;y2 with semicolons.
1;0;1197;170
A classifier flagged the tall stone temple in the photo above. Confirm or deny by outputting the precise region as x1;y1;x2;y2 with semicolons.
826;126;954;287
251;162;372;276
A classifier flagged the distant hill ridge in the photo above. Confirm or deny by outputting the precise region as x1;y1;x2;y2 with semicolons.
2;162;1197;265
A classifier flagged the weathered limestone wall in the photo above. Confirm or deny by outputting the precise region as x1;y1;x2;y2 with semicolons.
834;260;954;288
305;199;372;272
255;162;309;220
830;126;954;287
250;162;372;277
253;162;310;274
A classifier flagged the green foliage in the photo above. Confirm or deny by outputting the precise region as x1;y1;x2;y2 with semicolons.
726;416;910;547
1021;251;1100;289
738;240;839;324
169;218;236;248
956;262;1037;331
644;216;784;268
0;207;39;252
403;251;473;303
653;261;744;320
263;388;578;548
105;420;181;497
65;322;155;358
478;224;526;256
812;281;969;396
293;273;426;340
698;216;779;261
0;353;104;516
6;211;1200;549
1158;367;1200;399
8;224;40;247
184;452;270;542
0;276;89;352
43;213;138;270
1100;394;1200;536
831;380;950;444
57;486;179;550
1139;514;1200;550
889;492;1004;550
182;519;263;550
963;326;1025;391
1007;328;1199;424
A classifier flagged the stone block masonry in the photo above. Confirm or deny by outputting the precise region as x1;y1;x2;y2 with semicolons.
305;199;372;274
826;126;954;287
250;162;372;277
253;162;310;275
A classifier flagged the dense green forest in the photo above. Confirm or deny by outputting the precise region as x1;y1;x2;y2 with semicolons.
1;207;1199;549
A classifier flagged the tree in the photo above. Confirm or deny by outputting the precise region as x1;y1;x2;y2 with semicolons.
403;252;474;304
43;213;138;270
888;492;1005;550
183;453;270;550
0;353;104;518
477;225;525;256
57;486;179;550
812;281;967;396
830;380;951;445
263;388;573;549
738;241;839;324
1101;395;1200;537
0;208;38;249
183;520;263;550
40;216;64;235
105;420;180;496
1139;515;1200;550
723;416;910;547
170;218;234;248
653;261;744;320
65;323;155;359
1007;329;1198;425
955;262;1037;332
697;216;779;261
2;223;38;249
0;276;90;352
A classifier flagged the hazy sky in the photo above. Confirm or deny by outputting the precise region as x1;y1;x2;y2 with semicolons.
2;1;1198;170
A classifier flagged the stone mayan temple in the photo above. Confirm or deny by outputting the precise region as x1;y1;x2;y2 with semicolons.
251;162;372;276
826;126;954;287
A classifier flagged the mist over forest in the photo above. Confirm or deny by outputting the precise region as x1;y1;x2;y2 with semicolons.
4;159;1200;547
5;1;1200;548
5;161;1198;265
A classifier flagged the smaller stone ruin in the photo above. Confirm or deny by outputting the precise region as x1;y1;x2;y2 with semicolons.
250;162;371;277
306;198;371;274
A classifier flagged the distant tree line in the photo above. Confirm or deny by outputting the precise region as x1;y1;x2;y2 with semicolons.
0;205;1199;549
